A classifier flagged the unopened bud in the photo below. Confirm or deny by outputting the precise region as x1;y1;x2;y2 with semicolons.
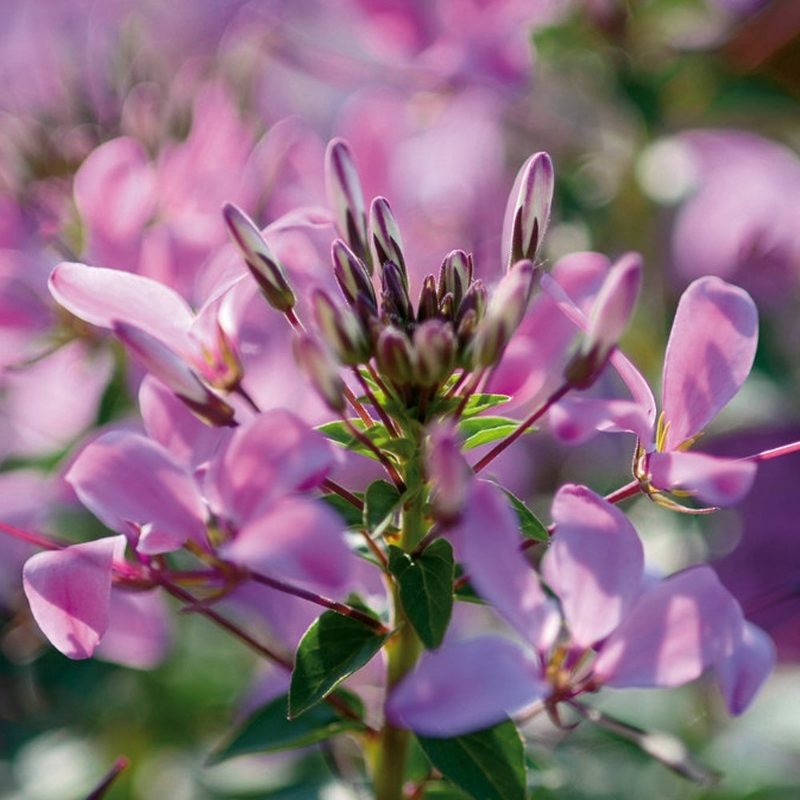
223;203;296;312
370;197;407;285
381;260;414;328
413;320;456;388
331;239;376;310
312;289;370;366
507;152;554;267
438;250;472;309
417;275;439;323
376;326;415;386
470;261;537;368
564;252;642;389
292;334;347;413
454;279;487;330
438;292;455;323
325;139;370;269
114;321;236;427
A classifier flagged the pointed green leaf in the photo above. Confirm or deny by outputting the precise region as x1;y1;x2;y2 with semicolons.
458;416;520;450
364;479;403;533
460;393;511;417
320;492;364;528
207;691;365;764
316;420;413;462
388;539;454;649
289;611;389;717
417;719;527;800
502;489;549;541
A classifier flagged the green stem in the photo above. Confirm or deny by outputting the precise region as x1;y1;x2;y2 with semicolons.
373;481;425;800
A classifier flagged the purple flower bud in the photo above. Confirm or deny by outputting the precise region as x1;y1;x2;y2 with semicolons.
292;334;347;413
470;261;537;368
331;239;376;310
113;321;236;427
371;197;407;284
381;260;414;328
376;326;415;386
325;139;370;270
507;152;554;268
438;250;472;308
438;292;455;323
222;203;296;312
564;253;642;389
417;275;439;323
454;278;487;330
312;289;370;366
413;319;457;388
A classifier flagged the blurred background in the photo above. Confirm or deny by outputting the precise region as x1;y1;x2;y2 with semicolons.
2;0;800;797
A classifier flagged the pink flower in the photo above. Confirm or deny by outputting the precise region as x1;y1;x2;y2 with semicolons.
388;482;773;736
549;276;759;507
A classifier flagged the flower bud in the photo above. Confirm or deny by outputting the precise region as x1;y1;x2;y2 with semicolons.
331;239;376;310
564;252;642;389
371;197;407;285
223;203;296;312
416;275;439;323
413;320;457;388
325;139;370;269
381;260;414;328
470;261;537;368
292;334;347;413
438;249;472;309
376;326;415;386
312;289;370;366
506;152;554;268
454;278;487;330
113;321;236;427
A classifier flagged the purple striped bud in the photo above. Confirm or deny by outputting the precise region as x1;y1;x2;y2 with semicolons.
381;260;414;328
417;275;439;323
223;203;296;312
470;261;537;368
312;289;370;366
292;334;347;413
438;292;455;324
506;152;554;268
113;321;236;427
370;197;407;285
331;239;376;310
325;139;370;270
454;279;487;330
564;252;642;389
413;319;457;388
376;326;415;386
437;250;472;308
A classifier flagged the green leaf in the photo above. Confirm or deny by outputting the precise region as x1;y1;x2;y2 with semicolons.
289;611;389;718
319;493;364;528
364;479;403;533
316;420;414;462
503;489;549;541
207;691;365;764
388;539;454;649
458;416;520;450
460;393;511;417
417;719;527;800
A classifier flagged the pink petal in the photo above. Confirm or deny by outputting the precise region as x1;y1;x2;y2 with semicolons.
22;536;126;659
386;636;546;737
220;497;351;593
543;485;644;648
94;589;172;669
594;566;744;689
458;480;560;652
49;261;195;351
716;622;775;715
661;277;758;450
205;411;336;526
549;397;653;445
66;431;207;554
647;450;757;507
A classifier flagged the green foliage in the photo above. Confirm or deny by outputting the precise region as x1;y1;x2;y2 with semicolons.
388;539;455;649
503;489;549;541
289;611;388;718
458;416;521;450
364;479;403;533
417;719;527;800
